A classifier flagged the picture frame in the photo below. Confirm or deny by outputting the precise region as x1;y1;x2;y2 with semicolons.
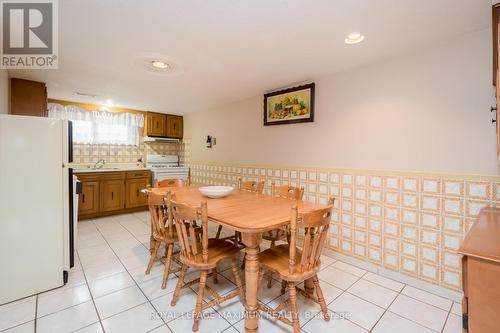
263;82;315;126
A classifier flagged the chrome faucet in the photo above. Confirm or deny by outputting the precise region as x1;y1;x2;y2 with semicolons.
93;159;105;169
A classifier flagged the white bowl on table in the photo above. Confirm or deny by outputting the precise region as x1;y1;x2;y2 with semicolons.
198;186;234;198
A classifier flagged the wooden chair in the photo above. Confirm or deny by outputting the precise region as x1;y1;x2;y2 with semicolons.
215;177;265;241
263;182;305;287
145;192;182;289
168;194;245;332
154;177;190;188
258;197;335;333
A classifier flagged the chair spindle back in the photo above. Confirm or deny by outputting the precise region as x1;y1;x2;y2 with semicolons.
169;194;209;263
237;177;264;193
148;192;173;238
288;197;334;274
154;178;190;188
271;183;305;200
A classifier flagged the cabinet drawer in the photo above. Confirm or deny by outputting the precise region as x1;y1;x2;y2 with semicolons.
126;170;150;179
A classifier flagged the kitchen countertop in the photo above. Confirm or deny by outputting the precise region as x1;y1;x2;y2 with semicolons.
71;164;150;173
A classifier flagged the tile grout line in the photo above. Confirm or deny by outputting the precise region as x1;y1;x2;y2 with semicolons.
34;295;38;333
93;217;171;330
73;248;106;333
366;275;405;333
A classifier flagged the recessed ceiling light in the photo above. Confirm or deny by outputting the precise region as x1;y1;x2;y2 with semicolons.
134;53;184;76
345;32;365;44
151;60;170;69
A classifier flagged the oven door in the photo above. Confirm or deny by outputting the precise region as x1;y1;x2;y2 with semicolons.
153;170;189;182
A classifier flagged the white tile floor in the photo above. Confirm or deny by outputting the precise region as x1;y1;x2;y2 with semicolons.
0;212;462;333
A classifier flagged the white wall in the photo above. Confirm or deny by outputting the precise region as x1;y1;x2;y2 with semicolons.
185;29;499;175
0;70;8;114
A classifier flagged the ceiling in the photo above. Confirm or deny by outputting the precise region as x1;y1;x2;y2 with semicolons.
8;0;490;114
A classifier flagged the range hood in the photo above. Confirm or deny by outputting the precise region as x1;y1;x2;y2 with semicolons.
143;136;180;143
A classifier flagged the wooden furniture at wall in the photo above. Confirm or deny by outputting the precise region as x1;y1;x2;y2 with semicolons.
10;78;47;117
148;185;328;333
144;112;184;139
169;194;245;332
458;207;500;333
77;170;151;219
154;178;190;188
145;112;167;137
258;198;334;333
238;177;265;193
166;115;183;139
145;192;182;289
263;182;306;287
79;181;100;215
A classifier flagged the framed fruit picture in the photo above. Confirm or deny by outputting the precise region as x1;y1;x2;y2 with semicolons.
264;83;315;126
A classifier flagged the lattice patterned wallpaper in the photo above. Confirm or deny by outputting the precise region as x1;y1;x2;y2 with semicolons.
188;160;500;291
72;140;181;164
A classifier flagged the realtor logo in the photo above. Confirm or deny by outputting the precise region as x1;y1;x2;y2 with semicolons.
1;0;58;69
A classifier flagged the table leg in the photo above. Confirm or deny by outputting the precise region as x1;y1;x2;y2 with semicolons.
242;233;261;333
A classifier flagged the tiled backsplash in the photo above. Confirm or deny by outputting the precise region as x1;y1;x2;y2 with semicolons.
72;138;191;165
188;160;500;291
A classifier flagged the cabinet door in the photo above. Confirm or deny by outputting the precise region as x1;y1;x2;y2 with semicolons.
166;115;183;138
79;181;100;215
10;78;47;117
100;180;125;212
146;113;167;137
125;178;149;208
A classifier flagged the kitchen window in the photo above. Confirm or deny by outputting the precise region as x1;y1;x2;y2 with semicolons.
48;103;144;146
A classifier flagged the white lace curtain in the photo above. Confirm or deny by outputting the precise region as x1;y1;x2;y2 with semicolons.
48;103;144;146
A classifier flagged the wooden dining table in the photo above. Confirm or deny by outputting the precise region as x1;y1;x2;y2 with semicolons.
147;185;328;333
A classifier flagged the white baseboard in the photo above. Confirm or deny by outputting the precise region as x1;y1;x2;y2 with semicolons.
322;249;463;302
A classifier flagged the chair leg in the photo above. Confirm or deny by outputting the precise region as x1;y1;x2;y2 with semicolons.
241;253;246;269
171;264;188;306
233;231;239;246
267;271;273;288
270;240;276;248
213;266;218;284
313;275;330;321
193;271;208;332
161;243;173;289
281;280;286;295
231;258;245;304
145;240;160;274
287;281;300;333
215;225;222;238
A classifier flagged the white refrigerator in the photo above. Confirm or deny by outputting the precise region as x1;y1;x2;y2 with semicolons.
0;115;77;305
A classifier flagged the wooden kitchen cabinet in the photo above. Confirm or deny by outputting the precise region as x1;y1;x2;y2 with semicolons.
79;181;100;215
459;207;500;333
126;178;149;208
76;170;151;220
144;112;183;138
100;180;125;212
166;115;183;138
144;112;167;137
10;78;47;117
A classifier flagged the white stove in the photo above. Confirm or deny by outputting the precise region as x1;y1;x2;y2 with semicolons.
146;154;189;182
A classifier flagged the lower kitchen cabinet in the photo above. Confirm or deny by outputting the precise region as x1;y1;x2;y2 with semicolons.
79;181;100;215
77;170;151;220
100;180;125;212
126;178;149;208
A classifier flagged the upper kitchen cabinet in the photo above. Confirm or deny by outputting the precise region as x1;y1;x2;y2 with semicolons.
144;112;183;139
145;112;167;137
166;115;183;139
10;78;47;117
